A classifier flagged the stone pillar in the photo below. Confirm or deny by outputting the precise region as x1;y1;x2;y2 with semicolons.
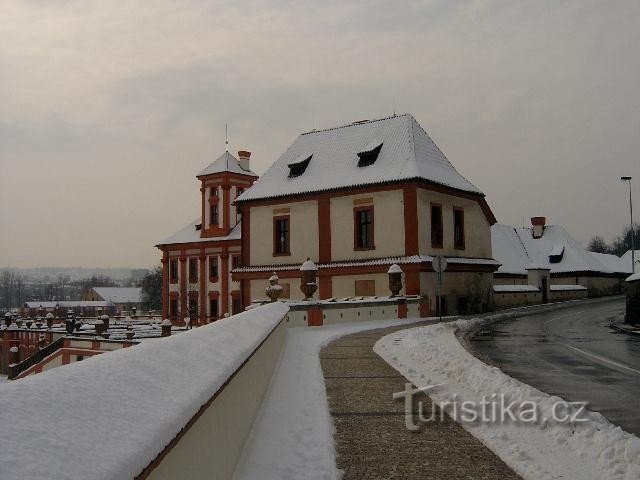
199;253;206;325
179;255;187;321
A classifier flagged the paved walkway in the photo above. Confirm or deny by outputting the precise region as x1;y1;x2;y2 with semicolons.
320;323;521;480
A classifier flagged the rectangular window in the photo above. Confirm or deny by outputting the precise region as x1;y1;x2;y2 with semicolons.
169;299;178;318
188;258;198;282
209;298;219;319
169;259;178;283
274;216;290;255
454;207;465;249
210;204;219;226
210;187;218;197
431;204;443;248
209;256;218;279
354;207;374;249
232;255;241;269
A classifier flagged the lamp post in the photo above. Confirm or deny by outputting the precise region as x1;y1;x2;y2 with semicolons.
621;176;635;274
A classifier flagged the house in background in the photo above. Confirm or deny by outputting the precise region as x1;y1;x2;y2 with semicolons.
233;114;499;315
85;287;143;312
156;151;258;324
492;217;629;299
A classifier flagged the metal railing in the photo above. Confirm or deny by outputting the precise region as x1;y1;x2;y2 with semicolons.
8;337;65;380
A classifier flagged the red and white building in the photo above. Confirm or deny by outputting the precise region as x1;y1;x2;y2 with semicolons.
156;151;258;324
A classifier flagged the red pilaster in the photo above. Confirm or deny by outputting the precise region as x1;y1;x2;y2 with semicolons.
405;264;421;296
161;253;169;319
221;253;229;315
241;206;250;268
179;255;187;321
241;279;251;311
199;253;206;325
397;298;408;319
318;273;332;299
222;185;231;235
308;307;323;326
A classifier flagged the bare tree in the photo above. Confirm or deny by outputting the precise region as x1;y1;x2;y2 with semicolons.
0;269;16;309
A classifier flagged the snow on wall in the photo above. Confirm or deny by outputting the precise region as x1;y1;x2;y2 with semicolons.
374;312;640;480
0;302;289;480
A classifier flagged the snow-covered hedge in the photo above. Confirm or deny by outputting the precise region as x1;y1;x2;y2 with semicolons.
0;302;289;480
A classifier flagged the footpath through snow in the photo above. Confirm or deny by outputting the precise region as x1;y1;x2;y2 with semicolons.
233;317;425;480
374;315;640;480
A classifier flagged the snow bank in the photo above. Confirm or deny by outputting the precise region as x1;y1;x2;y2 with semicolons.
0;302;289;480
374;315;640;480
233;317;426;480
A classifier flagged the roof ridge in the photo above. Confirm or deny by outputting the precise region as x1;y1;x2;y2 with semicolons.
301;113;410;136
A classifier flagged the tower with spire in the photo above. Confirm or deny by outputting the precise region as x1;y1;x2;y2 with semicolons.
156;149;258;324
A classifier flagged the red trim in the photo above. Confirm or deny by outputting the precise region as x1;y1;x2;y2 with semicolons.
318;273;333;299
403;185;418;255
161;254;169;319
208;291;220;299
318;198;331;263
179;257;187;319
397;299;408;319
308;307;323;326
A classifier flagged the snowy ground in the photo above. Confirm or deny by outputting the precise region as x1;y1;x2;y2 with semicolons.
374;317;640;480
233;317;425;480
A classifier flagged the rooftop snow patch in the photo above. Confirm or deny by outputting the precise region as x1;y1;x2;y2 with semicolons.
197;151;257;177
92;287;141;304
157;219;241;246
236;114;482;202
0;302;289;480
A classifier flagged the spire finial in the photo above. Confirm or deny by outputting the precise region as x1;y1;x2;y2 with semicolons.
225;123;229;151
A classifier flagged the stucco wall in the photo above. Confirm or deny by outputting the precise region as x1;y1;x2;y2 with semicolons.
147;318;287;480
420;271;493;315
330;190;405;261
249;201;319;265
416;189;492;258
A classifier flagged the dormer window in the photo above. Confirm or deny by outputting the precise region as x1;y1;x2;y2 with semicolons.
357;140;383;167
288;154;312;178
549;245;565;263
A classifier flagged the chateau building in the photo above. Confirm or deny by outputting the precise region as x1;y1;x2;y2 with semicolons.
233;114;499;315
156;151;258;323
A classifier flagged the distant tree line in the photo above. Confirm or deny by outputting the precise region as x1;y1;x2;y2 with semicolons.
141;266;162;312
587;224;639;256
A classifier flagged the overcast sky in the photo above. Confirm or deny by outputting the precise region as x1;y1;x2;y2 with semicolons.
1;0;638;268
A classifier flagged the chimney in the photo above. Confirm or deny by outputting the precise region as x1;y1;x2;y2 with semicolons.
531;216;546;238
237;150;251;172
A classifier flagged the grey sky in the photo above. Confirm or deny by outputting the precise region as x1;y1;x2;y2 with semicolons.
1;0;638;268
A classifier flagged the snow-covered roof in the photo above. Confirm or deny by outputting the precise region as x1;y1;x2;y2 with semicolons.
157;219;241;246
491;224;631;276
237;114;482;202
92;287;141;304
197;151;257;177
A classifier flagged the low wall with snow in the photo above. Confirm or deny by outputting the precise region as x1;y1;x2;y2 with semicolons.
0;302;289;480
284;296;427;327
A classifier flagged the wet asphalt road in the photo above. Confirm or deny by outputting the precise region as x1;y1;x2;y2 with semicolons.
470;297;640;436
